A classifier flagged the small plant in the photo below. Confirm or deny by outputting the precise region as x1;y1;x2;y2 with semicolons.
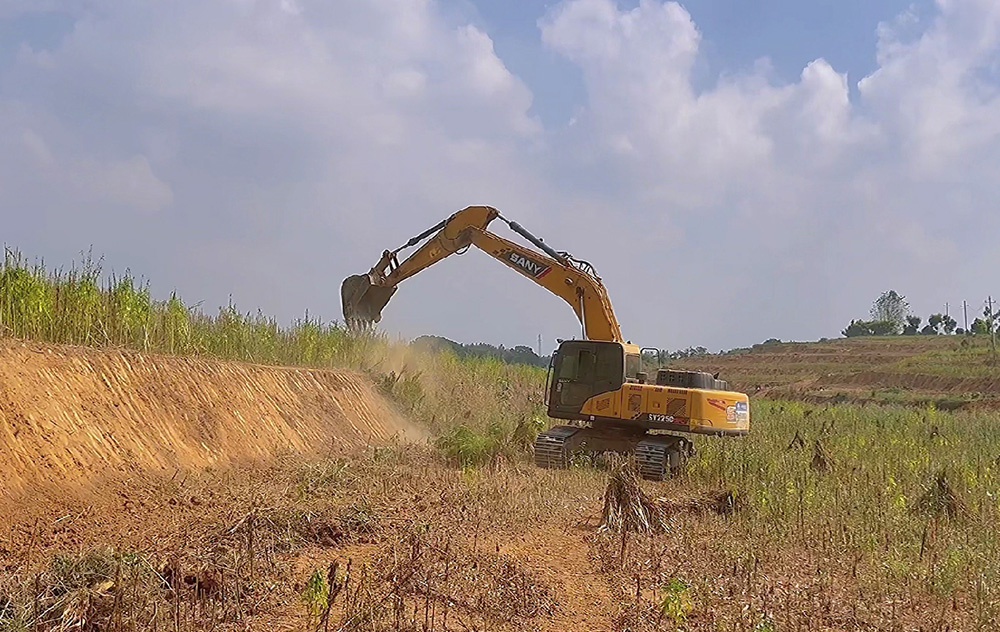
915;469;966;521
435;423;510;467
375;368;425;411
339;501;380;536
301;568;329;620
754;614;778;632
657;578;694;627
296;459;350;496
512;414;546;450
599;462;668;534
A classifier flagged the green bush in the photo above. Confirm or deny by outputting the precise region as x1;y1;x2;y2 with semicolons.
435;424;511;467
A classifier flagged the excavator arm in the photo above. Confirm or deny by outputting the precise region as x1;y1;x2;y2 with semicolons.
341;205;624;343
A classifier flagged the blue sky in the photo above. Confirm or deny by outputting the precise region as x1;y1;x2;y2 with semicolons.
1;0;999;352
471;0;931;125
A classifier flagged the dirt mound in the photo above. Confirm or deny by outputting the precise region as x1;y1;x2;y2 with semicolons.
0;339;422;504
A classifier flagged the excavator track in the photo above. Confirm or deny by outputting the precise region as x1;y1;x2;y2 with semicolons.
534;426;694;481
533;426;581;470
634;435;692;481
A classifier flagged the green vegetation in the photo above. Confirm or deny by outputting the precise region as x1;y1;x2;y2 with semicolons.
412;335;551;368
687;400;1000;624
842;318;899;337
0;248;380;368
844;289;994;339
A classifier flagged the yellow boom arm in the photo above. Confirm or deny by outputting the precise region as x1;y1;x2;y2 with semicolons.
341;205;624;343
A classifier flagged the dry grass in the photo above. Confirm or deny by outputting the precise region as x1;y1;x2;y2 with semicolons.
0;444;604;631
599;462;669;535
5;407;1000;631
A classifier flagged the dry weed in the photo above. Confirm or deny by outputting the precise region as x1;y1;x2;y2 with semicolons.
600;465;669;535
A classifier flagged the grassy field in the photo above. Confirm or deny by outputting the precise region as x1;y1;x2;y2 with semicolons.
677;336;1000;409
2;250;1000;630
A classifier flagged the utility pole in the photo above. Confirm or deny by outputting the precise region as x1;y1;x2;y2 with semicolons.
964;300;969;332
989;296;997;365
945;302;949;317
537;334;542;356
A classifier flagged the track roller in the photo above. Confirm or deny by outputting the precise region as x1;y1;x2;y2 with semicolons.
634;435;694;481
532;425;581;470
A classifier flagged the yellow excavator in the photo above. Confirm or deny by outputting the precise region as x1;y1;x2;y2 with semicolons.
341;205;750;480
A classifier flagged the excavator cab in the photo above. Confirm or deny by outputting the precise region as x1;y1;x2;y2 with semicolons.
547;341;625;418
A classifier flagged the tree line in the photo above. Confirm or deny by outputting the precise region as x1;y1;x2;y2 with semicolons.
411;335;552;368
411;336;713;369
842;290;998;337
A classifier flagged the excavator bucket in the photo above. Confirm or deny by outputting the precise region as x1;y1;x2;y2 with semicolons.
341;274;397;330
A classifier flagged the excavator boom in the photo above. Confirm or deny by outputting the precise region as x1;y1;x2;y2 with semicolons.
341;205;623;342
341;205;498;330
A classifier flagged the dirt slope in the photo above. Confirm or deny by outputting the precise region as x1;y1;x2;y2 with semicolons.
0;339;421;503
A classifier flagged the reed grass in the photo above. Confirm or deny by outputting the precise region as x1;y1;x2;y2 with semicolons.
0;248;380;368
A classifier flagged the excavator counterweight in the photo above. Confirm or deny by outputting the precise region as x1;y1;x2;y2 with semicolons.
341;205;750;480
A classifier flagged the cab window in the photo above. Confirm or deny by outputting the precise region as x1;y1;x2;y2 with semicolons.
625;354;640;380
554;342;623;387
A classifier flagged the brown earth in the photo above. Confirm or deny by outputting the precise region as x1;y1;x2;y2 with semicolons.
1;451;969;631
0;338;422;510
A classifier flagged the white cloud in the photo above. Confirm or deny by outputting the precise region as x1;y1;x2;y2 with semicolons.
859;0;1000;175
69;155;173;214
535;0;1000;345
21;128;54;168
2;0;1000;349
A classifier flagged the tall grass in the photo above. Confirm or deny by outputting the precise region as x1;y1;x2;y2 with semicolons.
0;248;381;368
690;399;1000;622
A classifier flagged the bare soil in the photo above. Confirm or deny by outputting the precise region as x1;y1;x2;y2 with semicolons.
0;339;422;510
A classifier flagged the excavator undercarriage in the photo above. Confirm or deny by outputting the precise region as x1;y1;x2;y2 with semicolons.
532;425;695;481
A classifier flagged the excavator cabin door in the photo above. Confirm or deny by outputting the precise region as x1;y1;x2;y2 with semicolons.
547;341;624;419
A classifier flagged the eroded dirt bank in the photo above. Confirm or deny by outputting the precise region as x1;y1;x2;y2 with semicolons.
0;339;420;504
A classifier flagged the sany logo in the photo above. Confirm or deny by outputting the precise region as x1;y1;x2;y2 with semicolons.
505;251;552;278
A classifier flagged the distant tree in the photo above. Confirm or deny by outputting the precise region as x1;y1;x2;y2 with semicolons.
843;319;897;337
968;305;1000;337
926;314;944;335
943;315;957;334
870;290;909;334
956;328;966;335
918;313;958;335
985;303;1000;336
410;335;550;368
903;315;921;335
972;318;991;336
842;320;869;337
870;320;898;336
